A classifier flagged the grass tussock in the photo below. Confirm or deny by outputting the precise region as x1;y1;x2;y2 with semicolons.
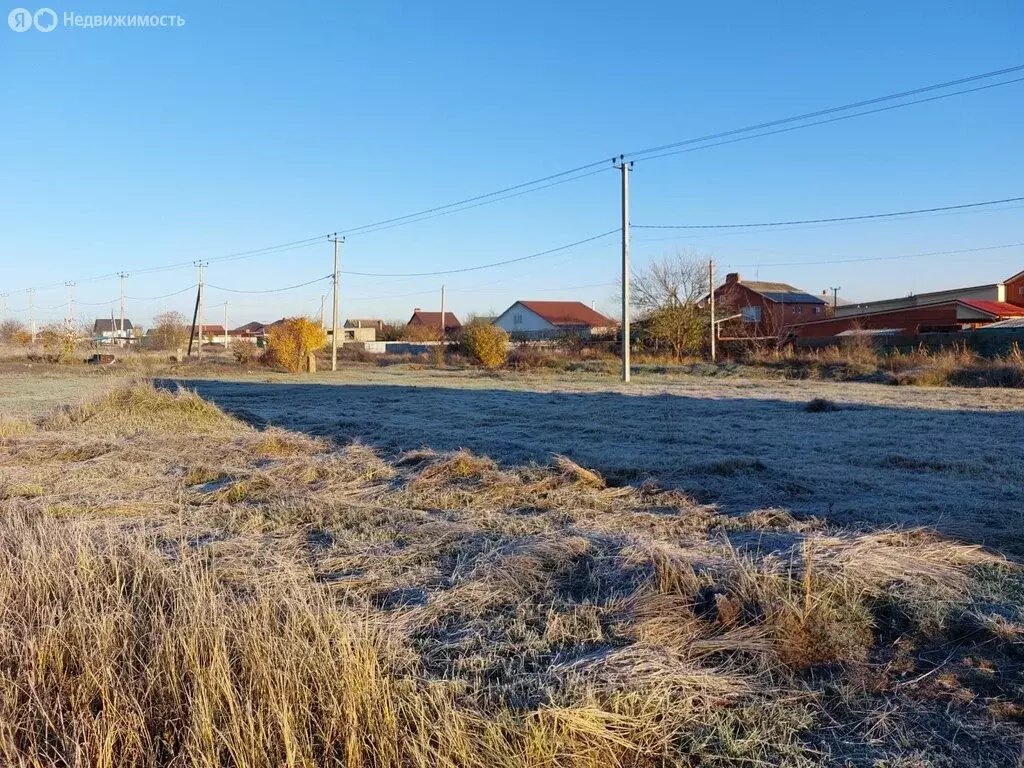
0;382;1022;765
39;381;239;436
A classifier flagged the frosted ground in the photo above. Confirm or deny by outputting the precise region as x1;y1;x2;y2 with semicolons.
5;365;1021;553
166;367;1024;554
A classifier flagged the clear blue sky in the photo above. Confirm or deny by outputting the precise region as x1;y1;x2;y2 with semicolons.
2;0;1022;328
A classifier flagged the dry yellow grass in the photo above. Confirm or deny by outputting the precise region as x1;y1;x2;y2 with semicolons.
0;382;1021;765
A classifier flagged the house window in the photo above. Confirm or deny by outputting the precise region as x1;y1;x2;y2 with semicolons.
1019;286;1024;296
813;306;822;315
742;306;761;323
513;312;523;325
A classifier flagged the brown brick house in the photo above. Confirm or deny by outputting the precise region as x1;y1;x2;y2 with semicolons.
713;273;827;338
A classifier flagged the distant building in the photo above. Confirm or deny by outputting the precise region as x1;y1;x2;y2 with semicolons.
92;318;136;345
191;324;229;344
407;309;461;336
344;318;384;331
492;301;614;339
713;274;827;338
342;318;383;342
231;321;267;338
790;269;1024;338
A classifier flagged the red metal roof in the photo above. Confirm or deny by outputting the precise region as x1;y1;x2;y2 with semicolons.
409;311;461;329
519;301;613;328
958;300;1024;318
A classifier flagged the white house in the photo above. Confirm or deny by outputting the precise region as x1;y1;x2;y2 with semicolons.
92;318;136;345
492;301;615;340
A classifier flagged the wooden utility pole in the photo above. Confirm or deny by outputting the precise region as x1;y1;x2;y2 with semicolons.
117;272;128;345
28;288;35;343
829;286;841;310
709;259;716;363
440;284;446;339
187;283;200;358
614;156;632;383
329;235;343;372
319;294;326;330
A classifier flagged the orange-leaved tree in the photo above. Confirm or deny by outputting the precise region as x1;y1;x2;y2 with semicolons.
265;317;327;373
460;322;509;369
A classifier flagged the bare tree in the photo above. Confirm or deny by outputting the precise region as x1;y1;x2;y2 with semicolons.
631;251;712;314
0;319;28;343
629;251;719;359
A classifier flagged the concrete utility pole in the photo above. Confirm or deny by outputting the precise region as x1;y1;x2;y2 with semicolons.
829;286;841;309
28;289;35;343
319;294;326;330
329;235;343;372
65;282;75;327
709;259;716;363
117;272;128;345
614;156;632;383
195;262;207;360
440;284;446;339
223;301;230;348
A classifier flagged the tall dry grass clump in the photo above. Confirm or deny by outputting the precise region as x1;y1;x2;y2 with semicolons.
0;513;454;767
38;380;238;436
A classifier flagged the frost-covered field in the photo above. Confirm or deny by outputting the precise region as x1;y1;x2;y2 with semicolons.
169;367;1024;554
4;365;1022;552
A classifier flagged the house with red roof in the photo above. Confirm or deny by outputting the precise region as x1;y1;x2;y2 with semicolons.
493;301;615;339
788;269;1024;338
407;309;462;338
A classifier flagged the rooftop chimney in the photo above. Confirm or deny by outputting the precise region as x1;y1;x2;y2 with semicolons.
413;307;422;312
725;273;740;285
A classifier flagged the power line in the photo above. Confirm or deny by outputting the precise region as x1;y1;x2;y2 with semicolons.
125;285;200;301
628;76;1024;164
338;166;610;238
340;229;620;277
335;162;611;238
6;64;1023;295
623;64;1024;161
633;195;1024;230
206;274;332;294
725;241;1024;269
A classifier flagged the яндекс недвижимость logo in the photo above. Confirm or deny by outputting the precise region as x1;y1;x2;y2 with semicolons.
8;7;57;31
8;8;184;31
